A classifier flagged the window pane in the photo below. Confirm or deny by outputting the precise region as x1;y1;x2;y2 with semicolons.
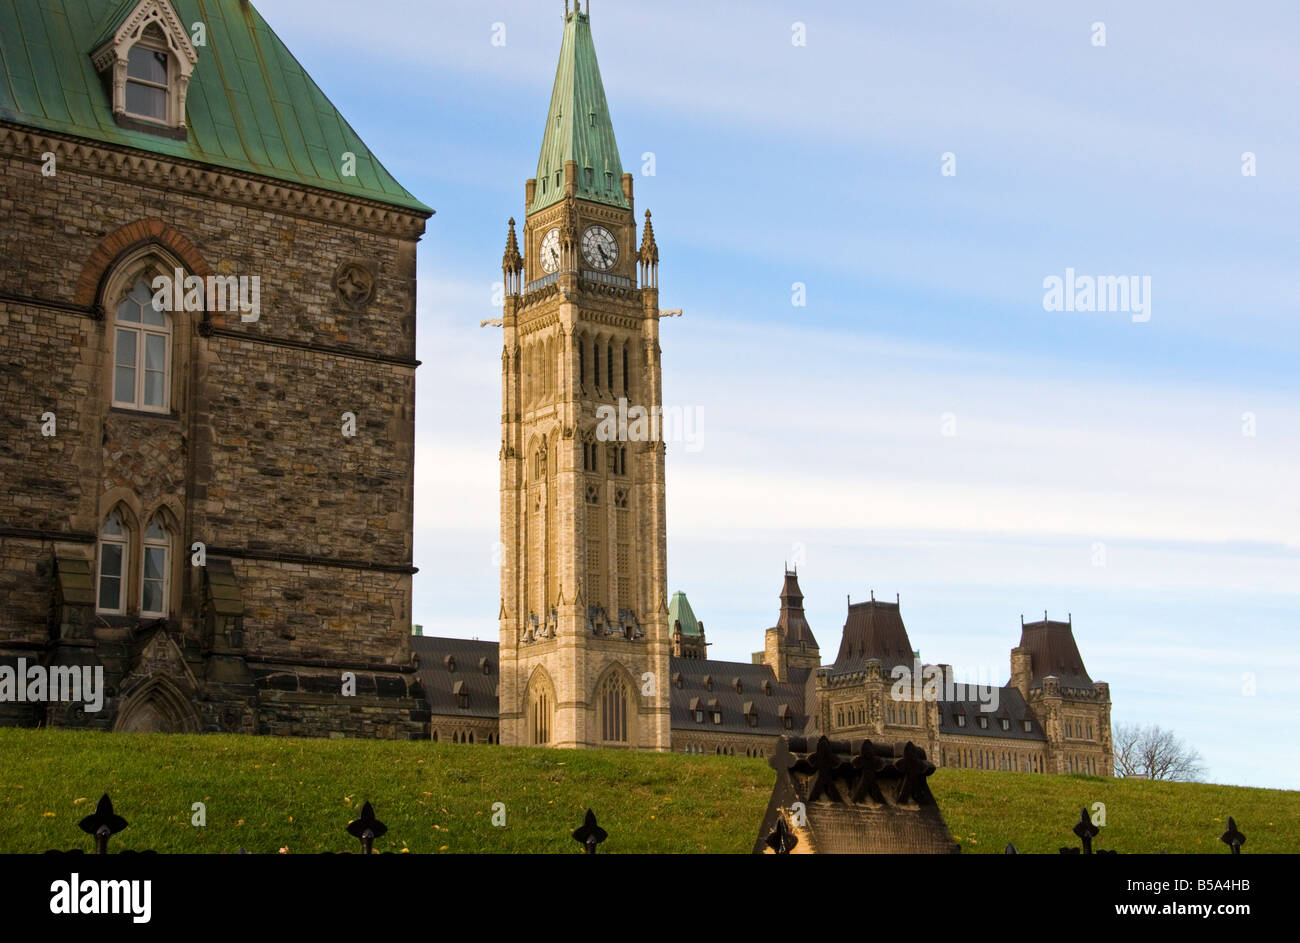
141;579;163;614
144;370;164;407
114;366;136;404
128;280;154;306
144;546;166;581
116;329;137;367
145;332;166;370
116;298;141;323
127;45;168;84
99;575;121;611
99;543;123;611
102;512;124;536
142;300;166;327
145;518;166;540
100;543;122;577
125;81;167;120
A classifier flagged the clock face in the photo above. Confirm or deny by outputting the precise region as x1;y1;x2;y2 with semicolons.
581;225;619;271
539;228;560;274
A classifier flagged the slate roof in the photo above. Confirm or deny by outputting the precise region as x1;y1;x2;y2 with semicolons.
410;636;499;719
1018;618;1093;690
669;657;811;736
830;598;914;675
0;0;431;213
773;569;818;648
937;685;1046;741
530;5;627;213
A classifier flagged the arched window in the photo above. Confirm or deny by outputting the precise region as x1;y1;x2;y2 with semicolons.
606;343;614;391
531;689;551;745
621;343;630;397
578;336;586;392
598;673;629;743
113;278;170;411
96;509;129;614
140;515;170;617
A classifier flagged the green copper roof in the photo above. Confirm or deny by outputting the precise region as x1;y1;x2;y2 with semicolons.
668;591;702;638
530;7;627;213
0;0;431;214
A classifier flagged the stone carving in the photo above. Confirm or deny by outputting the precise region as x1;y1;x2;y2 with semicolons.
334;261;376;307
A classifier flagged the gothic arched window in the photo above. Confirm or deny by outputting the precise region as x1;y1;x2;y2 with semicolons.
96;509;129;614
140;515;170;617
598;673;629;743
113;278;170;411
531;688;551;745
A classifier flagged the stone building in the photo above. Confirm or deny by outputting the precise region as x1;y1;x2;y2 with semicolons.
493;1;671;750
0;0;430;735
418;568;1113;775
405;3;1113;773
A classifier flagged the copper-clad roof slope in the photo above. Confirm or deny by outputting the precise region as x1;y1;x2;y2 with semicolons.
530;5;627;213
1019;619;1092;689
832;599;913;674
0;0;431;213
774;570;817;648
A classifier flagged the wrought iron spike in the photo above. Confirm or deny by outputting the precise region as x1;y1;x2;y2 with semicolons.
572;808;607;854
1220;816;1245;854
1072;806;1099;853
1004;843;1018;854
345;801;388;854
78;794;128;854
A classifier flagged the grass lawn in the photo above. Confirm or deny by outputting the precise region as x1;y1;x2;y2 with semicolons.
1;729;1295;853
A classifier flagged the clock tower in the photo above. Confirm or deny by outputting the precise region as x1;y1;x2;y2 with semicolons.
497;2;670;750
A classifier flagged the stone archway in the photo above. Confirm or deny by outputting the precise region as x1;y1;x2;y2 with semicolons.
113;674;202;733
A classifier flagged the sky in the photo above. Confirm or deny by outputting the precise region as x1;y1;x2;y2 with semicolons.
257;0;1299;789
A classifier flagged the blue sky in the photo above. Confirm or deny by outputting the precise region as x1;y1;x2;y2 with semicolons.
259;0;1299;789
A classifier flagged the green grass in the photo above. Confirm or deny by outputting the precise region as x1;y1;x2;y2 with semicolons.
1;729;1295;853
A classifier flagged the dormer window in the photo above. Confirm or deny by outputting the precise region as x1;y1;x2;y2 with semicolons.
126;38;169;121
1022;719;1033;732
999;718;1010;731
91;0;198;135
956;714;967;728
977;716;989;729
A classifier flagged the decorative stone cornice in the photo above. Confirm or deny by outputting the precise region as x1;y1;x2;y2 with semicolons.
0;123;430;239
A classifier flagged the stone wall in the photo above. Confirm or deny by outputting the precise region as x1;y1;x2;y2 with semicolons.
0;126;427;738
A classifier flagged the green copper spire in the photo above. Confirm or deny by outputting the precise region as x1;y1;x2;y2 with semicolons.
531;3;628;213
668;591;702;638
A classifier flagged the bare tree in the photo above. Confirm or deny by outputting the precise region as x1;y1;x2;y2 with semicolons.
1112;722;1205;781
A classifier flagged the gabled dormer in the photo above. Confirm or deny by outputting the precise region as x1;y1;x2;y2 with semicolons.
90;0;198;137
